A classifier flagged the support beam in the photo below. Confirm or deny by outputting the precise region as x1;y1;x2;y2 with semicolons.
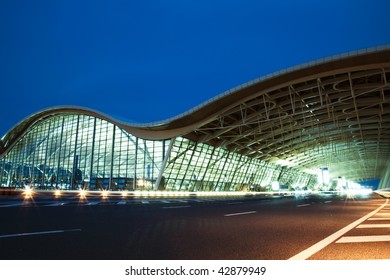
154;138;175;191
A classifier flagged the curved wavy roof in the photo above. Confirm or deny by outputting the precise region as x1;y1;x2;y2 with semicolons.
1;45;390;182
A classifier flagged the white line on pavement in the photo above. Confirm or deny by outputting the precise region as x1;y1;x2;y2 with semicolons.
297;204;311;207
373;212;390;216
0;203;25;208
162;205;191;209
0;229;82;239
224;211;257;217
336;235;390;243
86;201;100;205
288;199;389;260
44;202;66;207
357;224;390;228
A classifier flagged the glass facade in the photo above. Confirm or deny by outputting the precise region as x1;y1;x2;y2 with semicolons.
0;113;316;191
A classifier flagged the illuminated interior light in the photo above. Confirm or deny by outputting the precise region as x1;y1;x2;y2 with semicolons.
271;181;280;191
54;189;61;197
121;191;128;198
342;176;347;187
275;159;296;167
323;168;330;185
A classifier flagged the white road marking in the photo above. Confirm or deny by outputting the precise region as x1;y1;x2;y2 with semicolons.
45;202;66;207
227;202;243;205
289;199;389;260
0;203;25;208
357;224;390;228
324;201;332;204
336;235;390;243
160;200;171;203
0;229;82;239
297;204;311;207
373;212;390;216
86;201;100;205
224;211;257;217
162;205;191;209
141;200;149;204
117;201;127;205
190;199;204;202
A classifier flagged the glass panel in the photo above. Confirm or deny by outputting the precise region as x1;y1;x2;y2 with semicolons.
0;116;317;192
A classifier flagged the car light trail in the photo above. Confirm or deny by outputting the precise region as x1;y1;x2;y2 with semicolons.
121;191;128;198
23;187;33;198
101;190;109;198
79;189;87;199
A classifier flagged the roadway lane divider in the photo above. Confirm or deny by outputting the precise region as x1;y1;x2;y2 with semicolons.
162;205;191;209
224;211;257;217
0;202;25;207
44;202;66;207
0;229;81;239
86;201;100;206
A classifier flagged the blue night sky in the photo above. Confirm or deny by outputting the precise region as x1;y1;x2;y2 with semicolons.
1;0;389;137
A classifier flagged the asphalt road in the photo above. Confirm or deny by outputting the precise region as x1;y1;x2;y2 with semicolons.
0;192;389;260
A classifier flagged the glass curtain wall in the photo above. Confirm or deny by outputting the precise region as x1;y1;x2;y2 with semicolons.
162;137;316;192
0;114;167;190
0;114;317;191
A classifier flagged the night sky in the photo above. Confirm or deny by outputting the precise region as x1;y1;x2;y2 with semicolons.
1;0;389;137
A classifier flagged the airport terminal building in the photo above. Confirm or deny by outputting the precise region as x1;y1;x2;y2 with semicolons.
1;46;390;192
